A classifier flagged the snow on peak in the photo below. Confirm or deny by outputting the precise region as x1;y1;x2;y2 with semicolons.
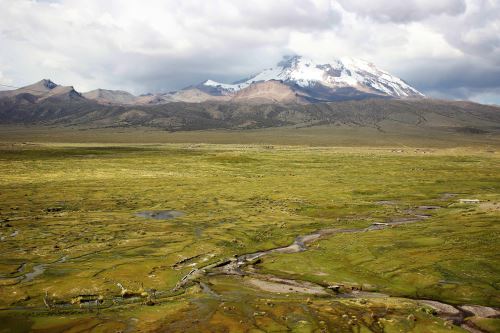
203;55;424;98
203;79;248;94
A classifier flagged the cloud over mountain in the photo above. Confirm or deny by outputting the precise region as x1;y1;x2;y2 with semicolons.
0;0;499;104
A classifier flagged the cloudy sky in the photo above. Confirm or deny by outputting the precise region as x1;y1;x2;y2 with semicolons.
0;0;499;104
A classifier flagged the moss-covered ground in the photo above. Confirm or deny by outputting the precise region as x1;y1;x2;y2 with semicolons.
0;142;498;332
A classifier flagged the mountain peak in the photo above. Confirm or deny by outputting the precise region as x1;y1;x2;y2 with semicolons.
203;55;424;100
82;88;137;105
5;79;61;97
277;55;304;68
38;79;58;90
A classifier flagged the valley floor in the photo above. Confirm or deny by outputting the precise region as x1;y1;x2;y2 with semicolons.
0;139;498;332
1;124;500;147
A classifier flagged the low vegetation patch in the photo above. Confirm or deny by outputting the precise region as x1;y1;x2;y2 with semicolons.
0;143;498;332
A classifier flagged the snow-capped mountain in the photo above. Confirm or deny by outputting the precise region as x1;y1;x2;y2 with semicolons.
0;56;424;107
201;55;424;100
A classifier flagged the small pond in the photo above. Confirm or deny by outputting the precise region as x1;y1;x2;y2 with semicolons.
135;210;185;220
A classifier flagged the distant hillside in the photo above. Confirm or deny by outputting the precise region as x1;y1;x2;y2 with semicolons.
0;92;499;136
83;89;137;105
231;81;308;104
0;79;83;103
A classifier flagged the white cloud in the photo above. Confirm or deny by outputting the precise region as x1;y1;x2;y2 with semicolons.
435;0;500;64
0;0;341;92
0;70;14;90
337;0;466;22
0;0;498;103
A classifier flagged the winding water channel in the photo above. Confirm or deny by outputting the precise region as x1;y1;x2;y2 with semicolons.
4;208;498;332
173;213;499;332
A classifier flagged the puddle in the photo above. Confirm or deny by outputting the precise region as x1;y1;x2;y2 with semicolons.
135;210;184;220
418;205;442;210
22;256;68;283
375;200;398;205
194;226;203;238
24;264;47;282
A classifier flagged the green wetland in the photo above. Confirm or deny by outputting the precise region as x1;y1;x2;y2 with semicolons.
0;142;498;332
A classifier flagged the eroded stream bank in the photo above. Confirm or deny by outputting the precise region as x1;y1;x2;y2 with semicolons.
174;212;433;290
173;211;499;332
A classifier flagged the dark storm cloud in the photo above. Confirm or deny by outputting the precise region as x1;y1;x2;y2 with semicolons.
398;57;500;101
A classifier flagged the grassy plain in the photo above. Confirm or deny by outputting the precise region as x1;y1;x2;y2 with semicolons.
0;131;498;332
1;124;500;147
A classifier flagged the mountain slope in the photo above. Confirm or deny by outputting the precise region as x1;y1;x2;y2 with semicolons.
232;80;308;104
0;79;58;98
83;89;137;105
1;93;498;136
0;79;83;103
136;88;230;104
202;55;424;101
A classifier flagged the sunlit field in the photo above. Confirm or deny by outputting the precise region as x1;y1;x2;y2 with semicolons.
0;141;498;332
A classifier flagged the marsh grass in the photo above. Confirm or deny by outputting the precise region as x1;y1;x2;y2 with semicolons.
0;142;498;332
